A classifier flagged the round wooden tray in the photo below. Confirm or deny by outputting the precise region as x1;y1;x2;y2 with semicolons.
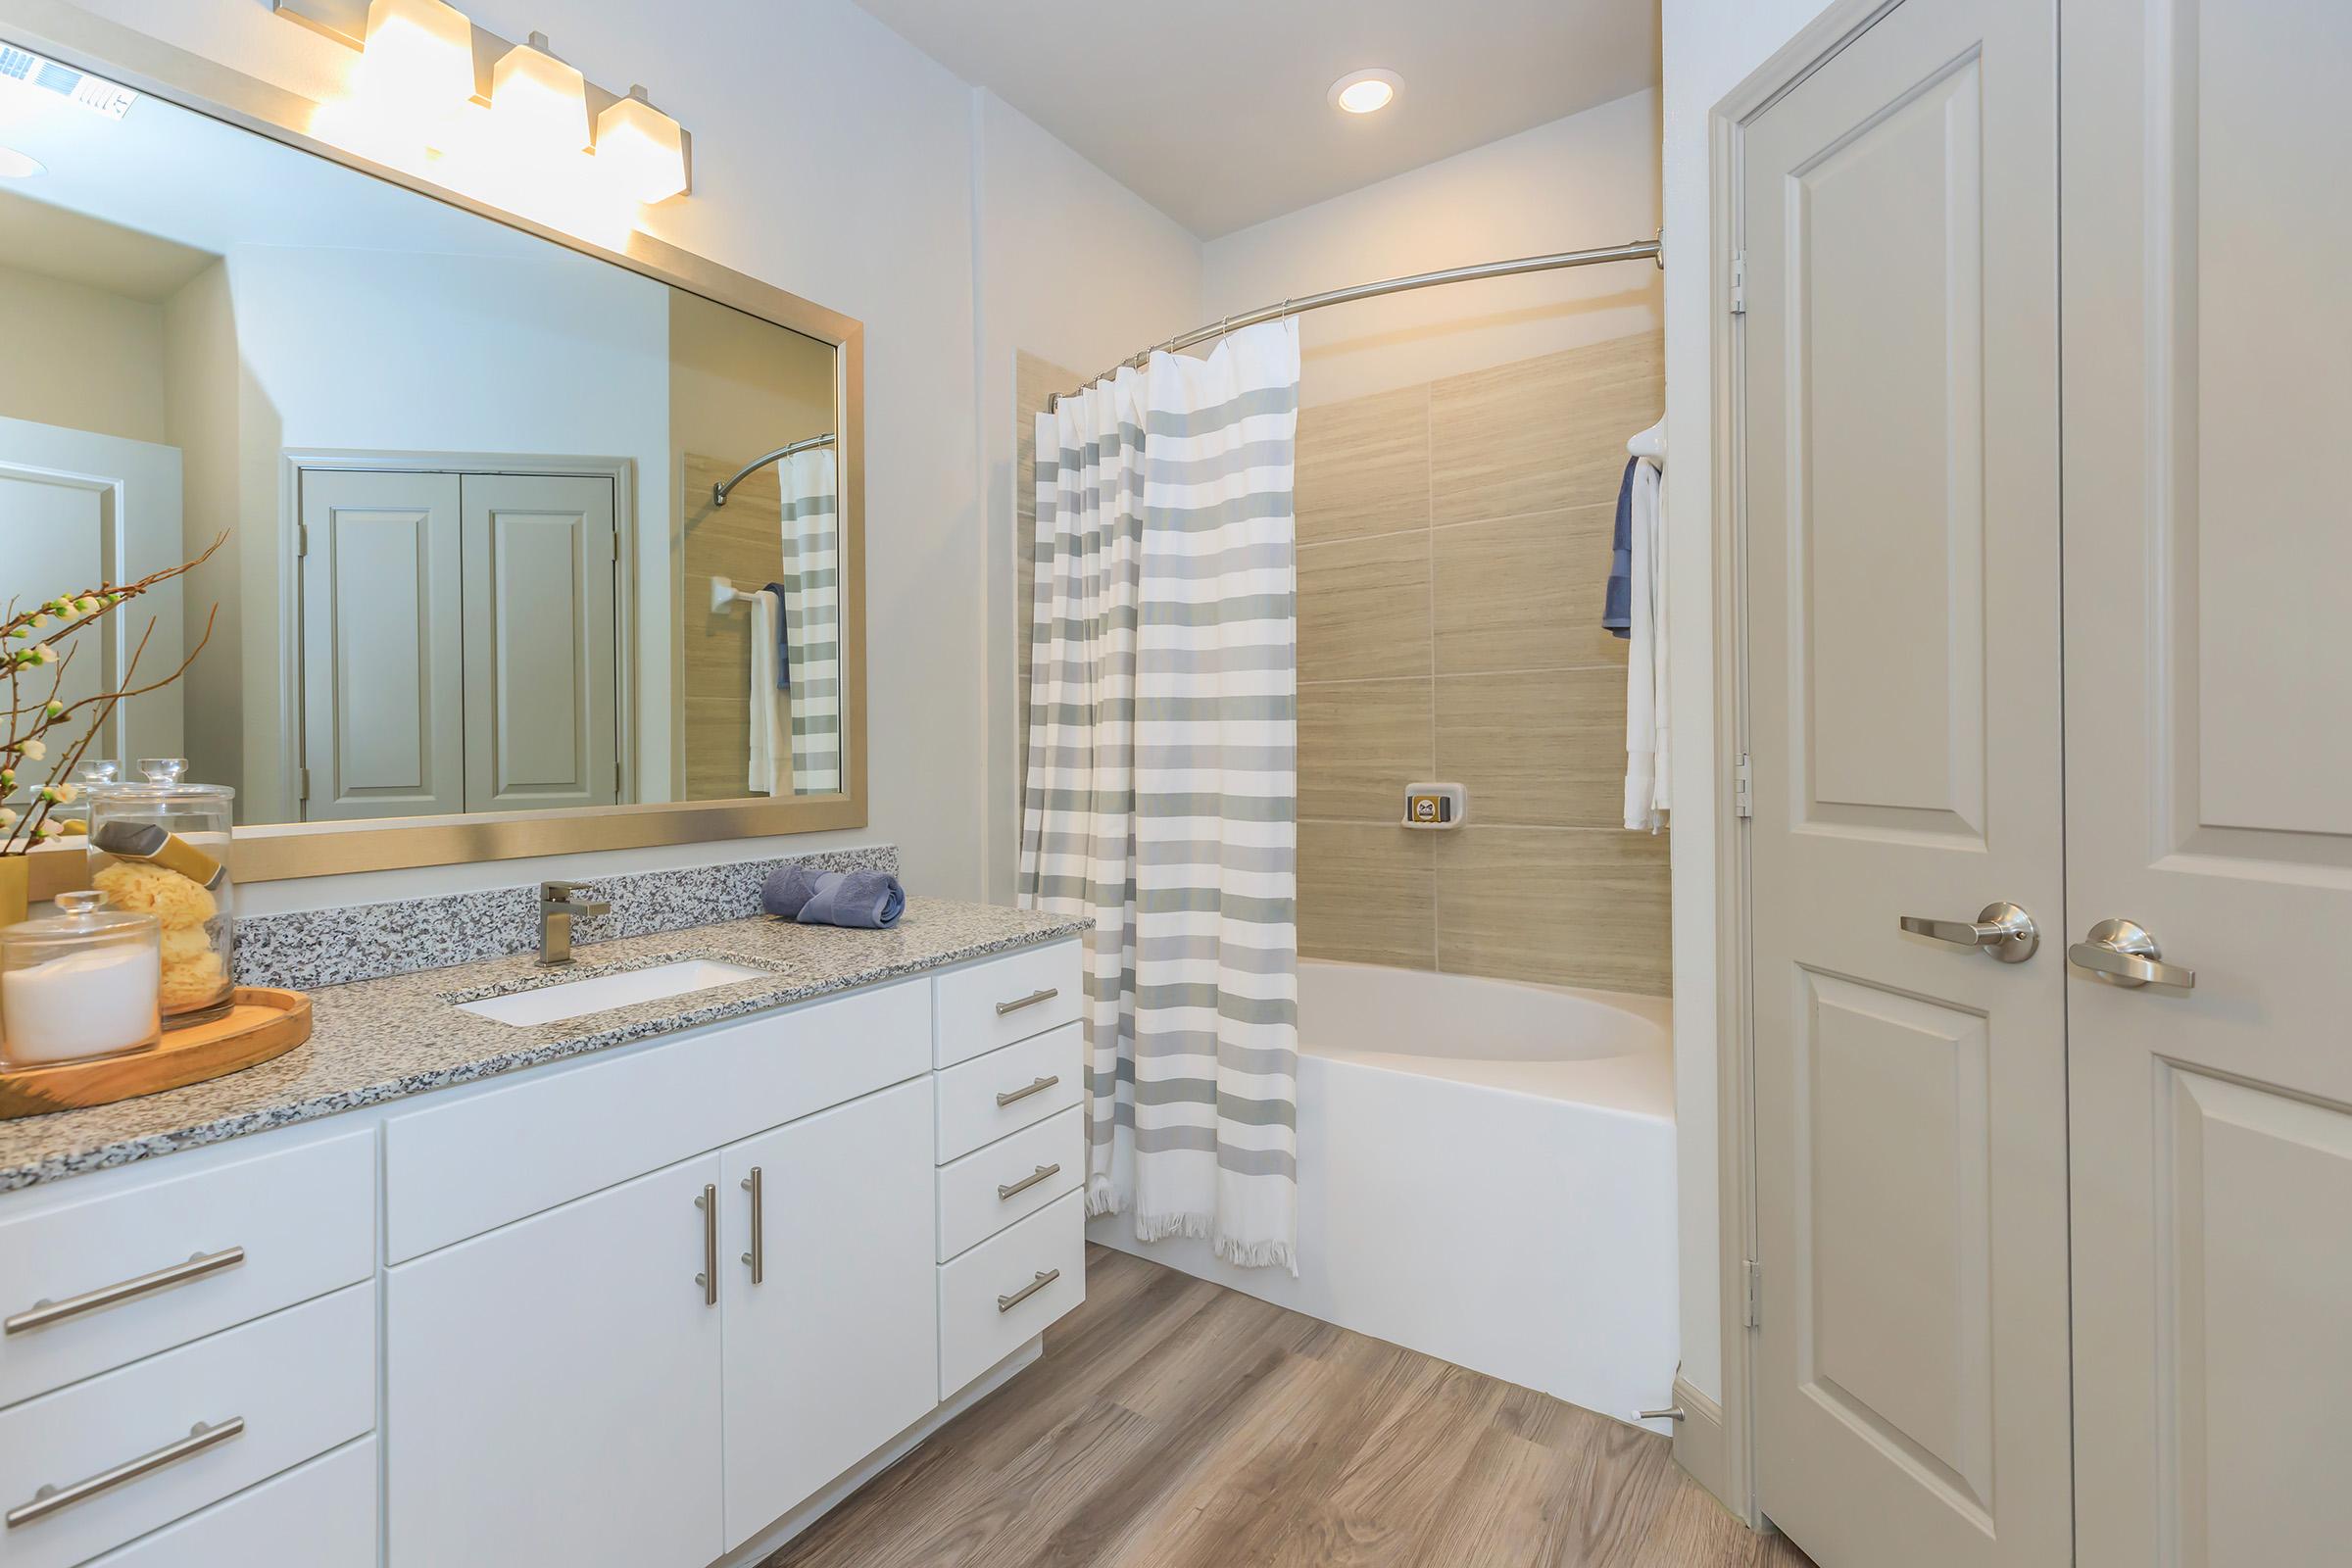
0;987;312;1120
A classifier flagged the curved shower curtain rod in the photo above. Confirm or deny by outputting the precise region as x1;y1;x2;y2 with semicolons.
711;431;838;508
1046;231;1663;411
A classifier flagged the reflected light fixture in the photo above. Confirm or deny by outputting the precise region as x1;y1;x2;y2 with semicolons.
1328;69;1400;115
0;145;44;178
595;84;687;205
490;30;590;160
360;0;475;129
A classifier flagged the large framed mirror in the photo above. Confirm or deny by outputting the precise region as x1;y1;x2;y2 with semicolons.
0;8;863;889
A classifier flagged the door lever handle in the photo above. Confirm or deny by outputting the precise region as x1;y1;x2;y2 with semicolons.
1898;902;2038;963
2069;919;2194;991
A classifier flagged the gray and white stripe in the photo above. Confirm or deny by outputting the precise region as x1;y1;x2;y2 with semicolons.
1019;318;1300;1273
776;446;842;794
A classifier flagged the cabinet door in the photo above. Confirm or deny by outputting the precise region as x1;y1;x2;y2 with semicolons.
299;468;465;820
720;1080;938;1549
460;472;619;812
386;1153;722;1568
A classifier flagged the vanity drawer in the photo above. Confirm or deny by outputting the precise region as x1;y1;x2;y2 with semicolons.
386;977;931;1260
0;1284;374;1568
933;940;1083;1068
936;1106;1084;1261
934;1022;1083;1162
937;1191;1086;1398
0;1129;374;1408
86;1437;377;1567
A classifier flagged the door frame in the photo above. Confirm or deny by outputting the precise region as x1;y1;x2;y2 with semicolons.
278;449;639;825
1699;0;1917;1529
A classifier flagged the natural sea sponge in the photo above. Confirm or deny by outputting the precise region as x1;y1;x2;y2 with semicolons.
93;860;218;929
158;948;228;1010
159;924;215;965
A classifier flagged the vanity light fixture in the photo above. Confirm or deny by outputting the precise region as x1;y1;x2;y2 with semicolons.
489;30;590;160
0;144;43;178
1328;69;1400;115
359;0;474;127
595;85;687;205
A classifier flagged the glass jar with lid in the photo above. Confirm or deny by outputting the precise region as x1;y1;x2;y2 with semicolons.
85;758;236;1018
0;890;163;1068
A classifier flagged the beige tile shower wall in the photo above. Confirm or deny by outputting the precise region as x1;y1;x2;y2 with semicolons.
1295;330;1671;995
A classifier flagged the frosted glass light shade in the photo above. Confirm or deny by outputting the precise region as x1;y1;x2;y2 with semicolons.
596;89;687;205
490;32;590;159
361;0;475;119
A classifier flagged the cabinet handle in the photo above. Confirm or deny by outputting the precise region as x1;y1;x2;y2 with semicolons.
696;1185;717;1305
997;1074;1060;1107
5;1247;246;1337
998;1163;1062;1200
997;1269;1060;1313
6;1417;244;1529
995;987;1059;1016
740;1167;764;1285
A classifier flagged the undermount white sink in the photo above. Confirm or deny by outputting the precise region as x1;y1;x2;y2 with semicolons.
457;959;771;1027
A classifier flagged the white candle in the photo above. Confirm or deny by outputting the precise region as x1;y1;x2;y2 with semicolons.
2;944;162;1065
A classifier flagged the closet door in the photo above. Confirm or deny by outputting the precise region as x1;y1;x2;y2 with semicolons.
1740;0;2070;1564
459;473;620;812
2061;3;2352;1563
299;468;466;820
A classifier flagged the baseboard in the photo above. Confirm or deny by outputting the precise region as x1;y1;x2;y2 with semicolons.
1669;1373;1732;1509
712;1336;1045;1567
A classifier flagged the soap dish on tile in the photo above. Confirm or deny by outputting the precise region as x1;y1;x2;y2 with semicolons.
1398;783;1468;830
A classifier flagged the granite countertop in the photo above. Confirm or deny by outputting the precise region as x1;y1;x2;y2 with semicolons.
0;898;1089;1192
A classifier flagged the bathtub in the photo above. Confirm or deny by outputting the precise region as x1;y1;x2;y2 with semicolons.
1087;959;1679;1430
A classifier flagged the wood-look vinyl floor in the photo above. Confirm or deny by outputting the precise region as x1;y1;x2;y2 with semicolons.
765;1246;1816;1568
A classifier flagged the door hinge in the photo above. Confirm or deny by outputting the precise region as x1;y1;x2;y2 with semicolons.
614;760;623;793
297;767;311;803
1730;250;1747;316
297;523;312;558
1743;1259;1763;1329
610;531;619;564
1734;751;1753;818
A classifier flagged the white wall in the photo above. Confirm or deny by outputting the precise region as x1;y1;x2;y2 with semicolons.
0;261;167;443
1658;0;1834;1408
42;0;1196;914
974;91;1202;902
1201;90;1662;407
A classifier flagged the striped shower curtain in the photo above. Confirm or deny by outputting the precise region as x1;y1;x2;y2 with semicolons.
777;447;842;794
1020;318;1301;1272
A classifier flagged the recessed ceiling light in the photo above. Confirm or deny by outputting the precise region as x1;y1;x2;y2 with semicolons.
0;145;45;178
1329;70;1400;116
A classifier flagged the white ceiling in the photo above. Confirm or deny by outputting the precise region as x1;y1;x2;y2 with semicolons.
853;0;1660;238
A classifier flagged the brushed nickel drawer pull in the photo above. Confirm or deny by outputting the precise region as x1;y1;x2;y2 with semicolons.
6;1416;245;1529
995;987;1059;1016
998;1163;1062;1200
996;1074;1060;1108
740;1167;764;1285
696;1185;717;1305
5;1247;246;1337
997;1269;1060;1313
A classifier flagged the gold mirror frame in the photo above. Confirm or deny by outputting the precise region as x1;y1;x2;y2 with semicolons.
2;0;867;895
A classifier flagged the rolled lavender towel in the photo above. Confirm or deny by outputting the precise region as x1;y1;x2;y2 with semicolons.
763;866;905;928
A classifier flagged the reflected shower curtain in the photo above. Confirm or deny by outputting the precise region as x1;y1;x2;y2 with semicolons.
776;447;841;794
1020;318;1301;1272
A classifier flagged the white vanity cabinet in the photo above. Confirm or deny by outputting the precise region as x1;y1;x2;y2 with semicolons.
0;936;1087;1568
384;1154;727;1568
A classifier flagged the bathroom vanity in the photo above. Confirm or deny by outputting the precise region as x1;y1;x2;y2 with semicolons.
0;904;1088;1568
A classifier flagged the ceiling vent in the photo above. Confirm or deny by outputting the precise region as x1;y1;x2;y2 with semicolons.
0;42;139;119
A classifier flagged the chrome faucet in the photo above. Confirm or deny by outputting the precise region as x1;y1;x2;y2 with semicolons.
537;881;612;966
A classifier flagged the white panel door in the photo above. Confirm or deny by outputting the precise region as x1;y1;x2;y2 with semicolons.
1741;1;2069;1564
719;1079;938;1549
298;468;464;820
385;1152;723;1568
0;416;184;772
459;472;618;812
2061;2;2352;1562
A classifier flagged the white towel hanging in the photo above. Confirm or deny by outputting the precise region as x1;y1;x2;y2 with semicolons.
1623;456;1669;831
746;588;786;796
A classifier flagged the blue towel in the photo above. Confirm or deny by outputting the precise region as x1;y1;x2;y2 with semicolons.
761;864;905;928
1602;456;1637;639
762;581;792;689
